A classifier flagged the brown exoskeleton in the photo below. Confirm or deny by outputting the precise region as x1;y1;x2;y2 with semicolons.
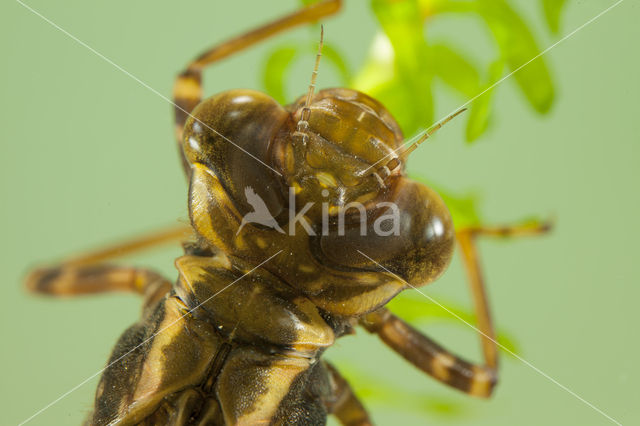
26;1;550;424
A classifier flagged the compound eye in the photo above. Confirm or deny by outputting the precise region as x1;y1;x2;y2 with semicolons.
318;178;454;287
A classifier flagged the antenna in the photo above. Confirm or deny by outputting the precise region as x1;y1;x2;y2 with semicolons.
362;107;468;179
399;108;467;158
296;25;324;137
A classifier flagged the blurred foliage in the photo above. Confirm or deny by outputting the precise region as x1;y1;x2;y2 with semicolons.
543;0;569;33
264;0;566;142
335;360;473;419
263;41;351;103
261;0;566;419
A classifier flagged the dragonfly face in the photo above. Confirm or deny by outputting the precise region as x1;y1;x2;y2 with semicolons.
24;0;552;424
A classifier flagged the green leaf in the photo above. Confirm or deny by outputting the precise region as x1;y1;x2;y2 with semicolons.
409;174;483;228
427;43;501;142
373;78;434;135
320;42;351;85
371;0;425;69
351;32;395;93
542;0;569;33
334;362;470;418
466;58;505;142
262;41;350;105
466;96;492;142
477;0;555;113
422;0;556;115
439;191;482;228
351;32;420;129
431;43;481;98
366;0;434;134
262;45;299;104
422;0;477;17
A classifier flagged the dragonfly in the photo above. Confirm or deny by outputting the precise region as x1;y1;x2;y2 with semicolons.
26;1;549;424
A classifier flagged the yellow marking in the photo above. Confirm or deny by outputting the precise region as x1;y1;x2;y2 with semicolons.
189;163;247;252
124;297;218;423
211;251;232;270
338;170;360;187
316;172;337;187
469;366;494;397
305;150;325;168
211;176;230;200
234;234;248;250
173;76;202;100
174;124;184;140
132;302;186;402
354;191;377;205
49;270;75;294
95;380;104;400
292;181;302;194
355;273;382;285
235;357;310;425
132;271;147;293
289;297;335;353
298;264;314;273
190;164;226;248
431;352;455;381
255;237;267;249
285;144;295;173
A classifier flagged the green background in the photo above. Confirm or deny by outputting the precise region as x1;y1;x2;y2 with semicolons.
1;0;638;425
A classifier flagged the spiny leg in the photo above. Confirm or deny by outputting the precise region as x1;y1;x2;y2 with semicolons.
460;221;552;238
54;223;192;267
361;221;551;397
326;363;372;426
173;0;342;174
26;264;172;311
24;224;191;305
456;220;551;369
361;307;496;397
